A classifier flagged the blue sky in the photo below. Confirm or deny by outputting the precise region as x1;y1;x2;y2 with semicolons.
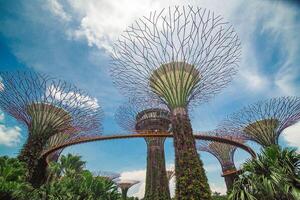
0;0;300;197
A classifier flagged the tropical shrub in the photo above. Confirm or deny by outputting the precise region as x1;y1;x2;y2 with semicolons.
26;171;120;200
0;154;122;200
229;146;300;200
0;156;31;200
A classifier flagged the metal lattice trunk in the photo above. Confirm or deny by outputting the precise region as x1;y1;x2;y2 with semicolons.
144;138;170;200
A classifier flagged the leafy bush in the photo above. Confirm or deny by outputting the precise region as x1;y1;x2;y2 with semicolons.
229;146;300;200
0;156;31;200
0;154;122;200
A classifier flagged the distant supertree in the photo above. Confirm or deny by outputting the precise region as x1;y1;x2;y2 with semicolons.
115;99;171;200
111;6;241;199
0;71;103;187
221;96;300;147
166;169;175;182
93;171;120;181
116;180;140;200
197;130;244;191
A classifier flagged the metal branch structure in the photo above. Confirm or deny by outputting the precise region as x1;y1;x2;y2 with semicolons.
93;171;120;181
110;6;241;199
115;99;171;200
0;71;103;187
221;96;300;147
197;130;244;191
116;180;140;200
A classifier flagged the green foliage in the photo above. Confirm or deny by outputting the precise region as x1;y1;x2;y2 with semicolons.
0;154;122;200
211;192;227;200
25;171;120;200
0;156;31;200
229;146;300;200
47;153;86;181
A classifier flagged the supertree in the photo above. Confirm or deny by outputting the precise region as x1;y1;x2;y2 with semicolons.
111;6;241;199
166;169;175;182
221;96;300;147
115;99;171;200
197;130;244;191
0;71;103;187
93;171;120;181
116;180;140;200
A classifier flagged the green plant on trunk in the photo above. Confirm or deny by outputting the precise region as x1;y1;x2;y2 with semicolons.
111;6;240;199
229;146;300;200
0;71;103;187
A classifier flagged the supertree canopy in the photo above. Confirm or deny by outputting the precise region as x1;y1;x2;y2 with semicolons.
221;96;300;147
0;71;103;187
44;132;70;163
115;99;171;200
116;180;140;200
93;171;120;181
111;6;241;199
197;130;244;191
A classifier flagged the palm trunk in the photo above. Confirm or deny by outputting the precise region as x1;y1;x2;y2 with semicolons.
18;134;48;187
172;108;211;200
144;138;171;200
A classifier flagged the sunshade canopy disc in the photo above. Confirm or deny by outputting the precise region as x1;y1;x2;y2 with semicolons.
118;181;139;189
135;108;171;131
209;142;233;164
27;103;72;135
243;118;279;146
149;62;201;109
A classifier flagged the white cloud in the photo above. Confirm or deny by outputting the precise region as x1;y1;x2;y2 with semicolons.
210;183;227;195
47;84;100;110
0;124;22;147
282;121;300;152
47;0;71;21
45;0;300;97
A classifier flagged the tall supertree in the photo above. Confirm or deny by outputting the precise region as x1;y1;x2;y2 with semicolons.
221;96;300;147
0;71;103;187
115;99;171;200
116;180;140;200
197;131;244;191
111;6;241;199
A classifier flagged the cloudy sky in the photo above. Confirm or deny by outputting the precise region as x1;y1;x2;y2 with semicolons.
0;0;300;197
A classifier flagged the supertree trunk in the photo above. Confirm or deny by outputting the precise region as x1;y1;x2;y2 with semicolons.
172;110;211;200
144;138;170;200
121;188;128;200
18;133;49;187
223;172;238;191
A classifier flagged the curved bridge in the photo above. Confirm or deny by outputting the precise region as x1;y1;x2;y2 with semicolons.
41;132;256;163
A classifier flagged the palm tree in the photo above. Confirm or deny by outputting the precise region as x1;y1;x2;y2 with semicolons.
229;146;300;200
47;154;85;181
